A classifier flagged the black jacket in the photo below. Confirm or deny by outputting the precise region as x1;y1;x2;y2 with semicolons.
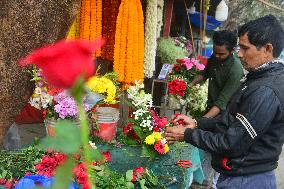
184;60;284;176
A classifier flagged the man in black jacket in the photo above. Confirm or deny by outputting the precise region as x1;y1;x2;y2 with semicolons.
165;15;284;189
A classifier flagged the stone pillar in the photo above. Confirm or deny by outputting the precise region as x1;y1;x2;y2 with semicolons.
0;0;81;147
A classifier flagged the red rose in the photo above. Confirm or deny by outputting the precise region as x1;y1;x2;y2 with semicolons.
102;151;112;162
19;39;105;89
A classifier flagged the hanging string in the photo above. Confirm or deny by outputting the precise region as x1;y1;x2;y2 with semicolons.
202;0;210;57
183;0;196;56
199;0;203;55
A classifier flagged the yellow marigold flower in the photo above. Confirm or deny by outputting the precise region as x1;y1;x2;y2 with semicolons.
145;135;155;145
152;132;161;141
164;144;169;154
86;76;117;104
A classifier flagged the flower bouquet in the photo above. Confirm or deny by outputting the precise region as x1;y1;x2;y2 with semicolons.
121;81;170;158
167;57;206;109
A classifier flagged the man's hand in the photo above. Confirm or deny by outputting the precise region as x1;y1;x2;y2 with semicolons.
171;114;196;129
165;125;191;144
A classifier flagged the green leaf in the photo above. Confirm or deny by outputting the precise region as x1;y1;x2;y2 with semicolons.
39;120;81;154
141;145;157;159
89;148;104;162
139;179;148;189
126;170;133;182
52;158;75;189
126;182;134;189
133;125;145;141
145;169;158;186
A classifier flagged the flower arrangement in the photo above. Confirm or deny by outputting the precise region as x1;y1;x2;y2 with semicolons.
121;81;170;157
167;57;206;107
173;36;193;55
29;67;118;121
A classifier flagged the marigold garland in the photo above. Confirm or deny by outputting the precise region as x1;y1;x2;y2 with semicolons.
102;0;121;61
113;0;144;89
79;0;102;57
144;0;158;78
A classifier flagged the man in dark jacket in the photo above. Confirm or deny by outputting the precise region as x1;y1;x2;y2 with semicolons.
165;15;284;189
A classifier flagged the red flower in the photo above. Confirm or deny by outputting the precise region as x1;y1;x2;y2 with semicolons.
5;181;13;189
19;39;105;89
197;55;208;66
102;151;112;162
0;178;6;185
131;167;145;182
157;117;168;129
154;141;166;154
25;172;32;176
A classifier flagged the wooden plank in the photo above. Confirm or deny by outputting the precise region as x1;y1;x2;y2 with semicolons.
163;0;174;37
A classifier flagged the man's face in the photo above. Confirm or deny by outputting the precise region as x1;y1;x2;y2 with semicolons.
237;33;269;71
213;45;232;62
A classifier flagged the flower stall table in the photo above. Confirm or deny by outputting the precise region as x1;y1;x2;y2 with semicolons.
98;143;205;189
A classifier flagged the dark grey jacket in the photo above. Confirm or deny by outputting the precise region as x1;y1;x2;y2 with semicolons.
184;60;284;176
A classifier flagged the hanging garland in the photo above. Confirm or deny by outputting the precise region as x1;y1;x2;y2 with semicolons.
102;0;121;61
79;0;102;57
113;0;144;89
156;0;164;38
136;0;145;83
144;0;158;78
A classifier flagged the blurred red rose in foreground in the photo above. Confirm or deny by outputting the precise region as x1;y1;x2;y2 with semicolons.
19;39;104;89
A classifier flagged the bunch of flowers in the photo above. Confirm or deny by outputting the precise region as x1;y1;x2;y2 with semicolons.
168;57;206;105
85;73;117;104
186;82;208;118
122;81;170;156
35;152;67;177
29;68;56;110
173;36;193;55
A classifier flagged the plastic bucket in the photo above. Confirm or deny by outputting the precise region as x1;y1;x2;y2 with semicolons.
94;122;118;142
93;107;119;141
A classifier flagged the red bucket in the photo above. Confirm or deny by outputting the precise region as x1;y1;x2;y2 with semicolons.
94;121;117;142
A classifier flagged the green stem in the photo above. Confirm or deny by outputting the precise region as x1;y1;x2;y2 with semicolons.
78;100;96;189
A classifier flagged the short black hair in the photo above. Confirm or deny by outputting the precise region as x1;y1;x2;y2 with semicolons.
238;15;284;58
212;30;237;51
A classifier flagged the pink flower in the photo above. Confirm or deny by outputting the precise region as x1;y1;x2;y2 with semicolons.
194;62;205;71
154;141;166;154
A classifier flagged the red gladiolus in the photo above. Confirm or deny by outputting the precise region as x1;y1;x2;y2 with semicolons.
131;167;145;182
19;39;105;89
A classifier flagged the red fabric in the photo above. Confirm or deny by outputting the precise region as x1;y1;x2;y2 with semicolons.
15;104;44;124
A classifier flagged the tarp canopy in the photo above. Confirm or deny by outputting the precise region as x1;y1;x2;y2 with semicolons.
189;12;221;30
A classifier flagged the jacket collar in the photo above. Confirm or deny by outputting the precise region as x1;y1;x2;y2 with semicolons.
246;59;284;81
